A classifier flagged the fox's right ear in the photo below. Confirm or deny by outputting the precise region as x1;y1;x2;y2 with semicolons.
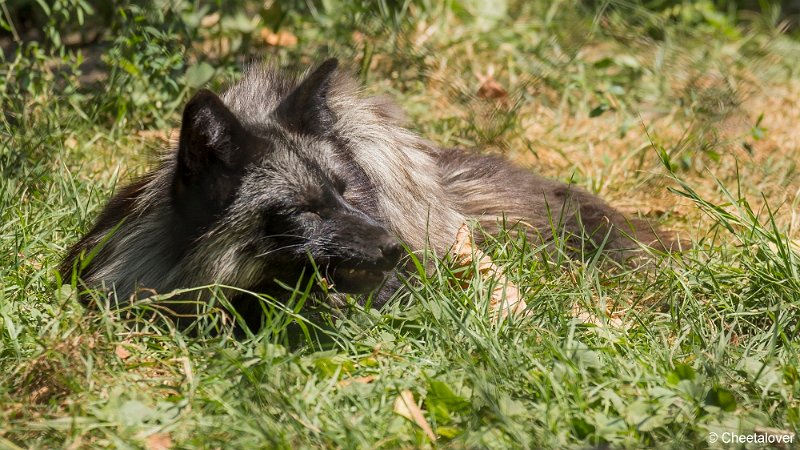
173;89;248;222
276;58;339;136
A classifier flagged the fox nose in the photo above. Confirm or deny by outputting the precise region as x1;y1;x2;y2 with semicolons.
378;239;403;266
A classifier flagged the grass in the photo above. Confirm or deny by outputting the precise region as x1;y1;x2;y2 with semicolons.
2;1;800;448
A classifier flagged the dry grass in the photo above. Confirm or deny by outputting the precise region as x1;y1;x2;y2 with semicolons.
391;18;800;243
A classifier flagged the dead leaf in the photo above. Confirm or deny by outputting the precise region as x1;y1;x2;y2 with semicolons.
393;390;436;441
64;136;78;149
338;375;376;387
570;293;630;329
475;66;508;100
17;252;42;270
200;12;220;28
452;223;528;320
136;128;177;143
260;29;298;47
29;385;51;404
570;302;625;328
177;357;194;387
319;277;332;291
115;345;131;360
767;240;800;256
144;432;172;450
413;20;439;48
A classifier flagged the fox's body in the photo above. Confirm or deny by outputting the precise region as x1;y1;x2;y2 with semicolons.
62;59;664;320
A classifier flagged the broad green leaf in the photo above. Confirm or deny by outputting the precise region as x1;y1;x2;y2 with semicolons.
185;62;215;88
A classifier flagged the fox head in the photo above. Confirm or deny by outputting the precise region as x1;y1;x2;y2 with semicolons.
173;58;404;295
64;59;405;302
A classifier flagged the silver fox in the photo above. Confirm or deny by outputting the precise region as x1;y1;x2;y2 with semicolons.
62;59;669;320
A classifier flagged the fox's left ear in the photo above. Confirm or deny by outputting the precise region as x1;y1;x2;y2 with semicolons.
276;58;338;136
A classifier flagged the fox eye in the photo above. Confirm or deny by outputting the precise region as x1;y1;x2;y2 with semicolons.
333;178;346;195
299;202;323;219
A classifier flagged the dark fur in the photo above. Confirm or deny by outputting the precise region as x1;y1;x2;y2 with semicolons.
61;59;670;325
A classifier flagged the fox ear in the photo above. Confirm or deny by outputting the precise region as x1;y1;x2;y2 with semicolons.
177;89;245;176
276;58;338;135
174;89;248;221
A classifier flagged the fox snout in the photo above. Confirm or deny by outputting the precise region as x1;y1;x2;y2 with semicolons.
375;237;403;270
323;213;403;293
